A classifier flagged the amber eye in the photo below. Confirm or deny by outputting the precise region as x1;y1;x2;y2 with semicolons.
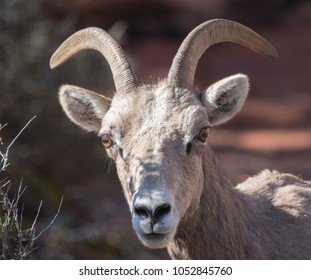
196;127;209;143
101;134;113;148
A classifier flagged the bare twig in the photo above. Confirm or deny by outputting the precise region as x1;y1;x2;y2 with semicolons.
31;200;43;231
1;116;36;170
7;116;36;151
34;195;63;241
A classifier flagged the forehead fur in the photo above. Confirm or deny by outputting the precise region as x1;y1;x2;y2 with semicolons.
100;82;208;136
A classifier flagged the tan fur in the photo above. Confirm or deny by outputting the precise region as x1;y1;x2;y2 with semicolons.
52;21;310;259
169;154;311;259
59;81;311;259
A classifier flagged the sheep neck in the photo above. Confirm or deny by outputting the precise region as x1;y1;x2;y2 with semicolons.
167;149;264;259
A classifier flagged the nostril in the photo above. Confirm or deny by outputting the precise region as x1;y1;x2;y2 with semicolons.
133;202;171;223
134;205;150;219
154;203;171;221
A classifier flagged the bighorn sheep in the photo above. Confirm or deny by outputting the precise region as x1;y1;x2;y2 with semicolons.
50;19;311;259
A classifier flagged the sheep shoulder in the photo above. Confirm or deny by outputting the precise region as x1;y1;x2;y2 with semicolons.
236;169;311;218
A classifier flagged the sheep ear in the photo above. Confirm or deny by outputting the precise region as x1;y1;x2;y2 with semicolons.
58;85;111;133
201;74;249;126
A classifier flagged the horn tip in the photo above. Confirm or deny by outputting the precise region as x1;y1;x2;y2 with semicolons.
272;51;278;60
49;60;56;70
50;50;63;69
268;47;278;59
49;53;57;69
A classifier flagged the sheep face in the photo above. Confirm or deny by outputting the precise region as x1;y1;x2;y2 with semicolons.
58;74;249;248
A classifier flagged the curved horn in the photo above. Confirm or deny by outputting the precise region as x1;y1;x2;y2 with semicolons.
167;19;278;89
50;27;137;95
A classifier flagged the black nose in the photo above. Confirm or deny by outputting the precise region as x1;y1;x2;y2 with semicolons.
134;202;171;224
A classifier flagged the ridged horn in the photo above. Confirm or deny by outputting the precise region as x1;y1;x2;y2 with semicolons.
168;19;278;89
50;27;137;95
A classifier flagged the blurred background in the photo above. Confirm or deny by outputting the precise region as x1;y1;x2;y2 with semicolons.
0;0;311;259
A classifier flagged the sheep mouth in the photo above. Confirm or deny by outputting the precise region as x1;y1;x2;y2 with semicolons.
137;231;175;249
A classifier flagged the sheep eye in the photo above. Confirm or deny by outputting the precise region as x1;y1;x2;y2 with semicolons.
196;127;209;143
101;134;113;148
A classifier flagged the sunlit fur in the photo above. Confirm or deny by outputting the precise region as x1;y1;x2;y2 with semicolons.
59;78;311;259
